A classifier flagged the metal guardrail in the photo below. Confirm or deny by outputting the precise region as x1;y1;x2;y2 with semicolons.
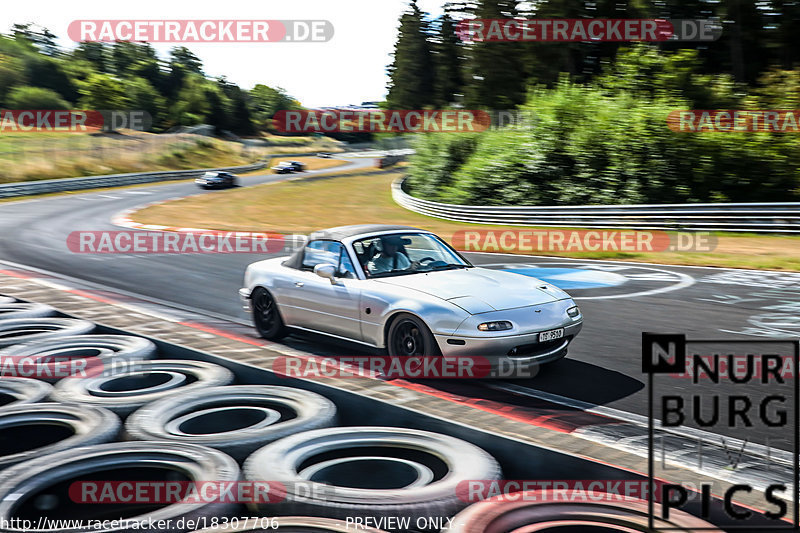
0;161;268;199
393;177;800;233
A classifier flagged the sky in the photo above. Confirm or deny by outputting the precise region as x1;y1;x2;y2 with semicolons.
4;0;446;108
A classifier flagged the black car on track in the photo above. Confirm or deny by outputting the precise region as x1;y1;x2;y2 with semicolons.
272;161;306;174
195;172;239;189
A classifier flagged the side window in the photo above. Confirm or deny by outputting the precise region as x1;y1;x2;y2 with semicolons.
302;241;357;278
337;248;357;279
302;241;339;270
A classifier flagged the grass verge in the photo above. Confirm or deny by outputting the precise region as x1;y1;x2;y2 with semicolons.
0;131;341;184
131;170;800;271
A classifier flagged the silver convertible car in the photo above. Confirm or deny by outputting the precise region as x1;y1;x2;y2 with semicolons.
239;225;583;374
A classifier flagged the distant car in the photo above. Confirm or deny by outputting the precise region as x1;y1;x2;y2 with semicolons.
195;172;239;189
317;152;332;159
272;161;304;174
239;225;583;376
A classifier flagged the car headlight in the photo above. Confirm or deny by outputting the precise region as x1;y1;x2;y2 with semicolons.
478;321;513;332
567;306;581;318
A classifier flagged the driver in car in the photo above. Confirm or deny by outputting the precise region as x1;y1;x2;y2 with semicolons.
368;235;411;274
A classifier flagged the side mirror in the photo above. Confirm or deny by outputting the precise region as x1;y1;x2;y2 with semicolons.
313;263;337;284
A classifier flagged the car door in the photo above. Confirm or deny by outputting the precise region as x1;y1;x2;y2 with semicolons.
288;240;363;341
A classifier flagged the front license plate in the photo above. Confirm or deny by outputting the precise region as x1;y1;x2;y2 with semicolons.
539;328;564;342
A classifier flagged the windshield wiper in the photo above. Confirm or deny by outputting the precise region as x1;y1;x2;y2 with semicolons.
369;269;416;278
429;263;469;271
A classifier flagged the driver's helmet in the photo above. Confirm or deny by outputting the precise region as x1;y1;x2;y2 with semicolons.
378;235;406;252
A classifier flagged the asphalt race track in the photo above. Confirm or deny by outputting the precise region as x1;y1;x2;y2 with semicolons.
1;156;797;451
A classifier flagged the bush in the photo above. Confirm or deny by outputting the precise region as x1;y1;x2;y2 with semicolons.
6;86;69;109
407;79;800;205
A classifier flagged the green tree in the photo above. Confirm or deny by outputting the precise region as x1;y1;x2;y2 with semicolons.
433;13;464;106
769;0;800;69
204;87;229;134
248;84;298;131
463;0;526;109
170;74;211;125
78;73;127;109
122;77;166;126
12;24;59;56
596;45;740;108
111;41;157;76
72;42;108;73
169;46;203;74
218;80;254;135
6;86;69;109
24;56;79;103
718;0;770;83
387;0;435;109
0;54;26;105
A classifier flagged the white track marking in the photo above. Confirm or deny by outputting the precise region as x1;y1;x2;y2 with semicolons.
481;262;696;300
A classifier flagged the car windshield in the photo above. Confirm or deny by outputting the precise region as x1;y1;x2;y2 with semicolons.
353;233;471;278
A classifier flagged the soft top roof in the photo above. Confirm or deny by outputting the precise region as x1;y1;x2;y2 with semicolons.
308;224;425;241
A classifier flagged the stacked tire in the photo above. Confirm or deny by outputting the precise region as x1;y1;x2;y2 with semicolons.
0;334;157;382
0;317;94;348
243;426;501;526
0;296;720;532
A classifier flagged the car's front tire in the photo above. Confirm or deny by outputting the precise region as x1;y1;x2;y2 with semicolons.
386;313;440;358
251;287;288;340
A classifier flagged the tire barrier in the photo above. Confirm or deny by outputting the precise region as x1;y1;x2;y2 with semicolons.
0;441;240;533
0;302;55;319
0;318;94;348
0;334;157;382
126;385;337;461
50;359;235;416
0;295;738;531
195;517;388;532
447;492;720;532
244;427;502;526
0;377;52;410
0;403;120;470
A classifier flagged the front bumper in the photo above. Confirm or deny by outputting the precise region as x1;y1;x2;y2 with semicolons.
434;300;583;377
436;318;581;355
239;288;251;312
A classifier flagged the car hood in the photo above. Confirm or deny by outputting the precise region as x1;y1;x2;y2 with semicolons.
374;267;570;313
